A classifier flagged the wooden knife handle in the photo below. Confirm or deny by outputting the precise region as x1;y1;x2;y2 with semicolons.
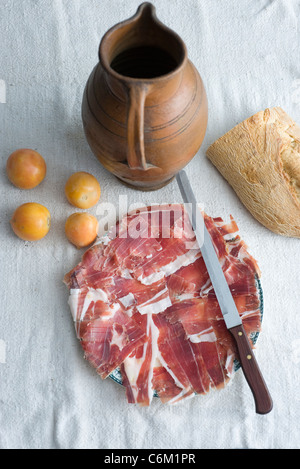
230;324;273;415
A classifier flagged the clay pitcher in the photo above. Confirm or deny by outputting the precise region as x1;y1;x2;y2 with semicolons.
82;2;208;190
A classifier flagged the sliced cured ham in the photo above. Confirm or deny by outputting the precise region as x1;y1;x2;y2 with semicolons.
64;204;262;405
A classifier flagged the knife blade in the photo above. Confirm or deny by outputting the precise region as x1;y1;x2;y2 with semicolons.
176;170;273;414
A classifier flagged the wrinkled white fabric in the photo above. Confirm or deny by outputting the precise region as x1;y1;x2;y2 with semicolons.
0;0;300;449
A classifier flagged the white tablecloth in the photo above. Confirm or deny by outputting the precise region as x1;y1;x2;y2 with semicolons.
1;0;300;449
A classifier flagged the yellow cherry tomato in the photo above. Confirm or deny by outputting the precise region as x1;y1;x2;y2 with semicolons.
10;203;51;241
6;149;46;189
65;212;98;249
65;172;101;209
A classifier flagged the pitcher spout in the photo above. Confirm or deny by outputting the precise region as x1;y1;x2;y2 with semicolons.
136;2;157;21
99;2;187;83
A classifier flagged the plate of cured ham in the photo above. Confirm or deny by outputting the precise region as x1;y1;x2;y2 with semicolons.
64;204;263;406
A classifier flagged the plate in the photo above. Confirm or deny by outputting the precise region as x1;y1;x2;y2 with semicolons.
65;205;264;404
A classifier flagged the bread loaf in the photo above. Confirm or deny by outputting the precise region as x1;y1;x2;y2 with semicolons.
206;107;300;238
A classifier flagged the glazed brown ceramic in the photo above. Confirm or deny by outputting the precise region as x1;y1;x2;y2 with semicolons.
82;2;208;190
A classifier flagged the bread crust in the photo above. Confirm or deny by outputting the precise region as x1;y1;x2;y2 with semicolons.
206;107;300;238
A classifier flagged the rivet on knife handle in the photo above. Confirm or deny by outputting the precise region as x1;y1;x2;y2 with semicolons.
230;324;273;415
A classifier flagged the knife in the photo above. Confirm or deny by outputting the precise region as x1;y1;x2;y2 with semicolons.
176;170;273;415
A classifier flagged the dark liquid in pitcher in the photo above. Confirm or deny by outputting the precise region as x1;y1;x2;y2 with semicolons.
110;46;178;79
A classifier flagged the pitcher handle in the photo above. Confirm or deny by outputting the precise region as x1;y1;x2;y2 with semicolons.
126;84;148;170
